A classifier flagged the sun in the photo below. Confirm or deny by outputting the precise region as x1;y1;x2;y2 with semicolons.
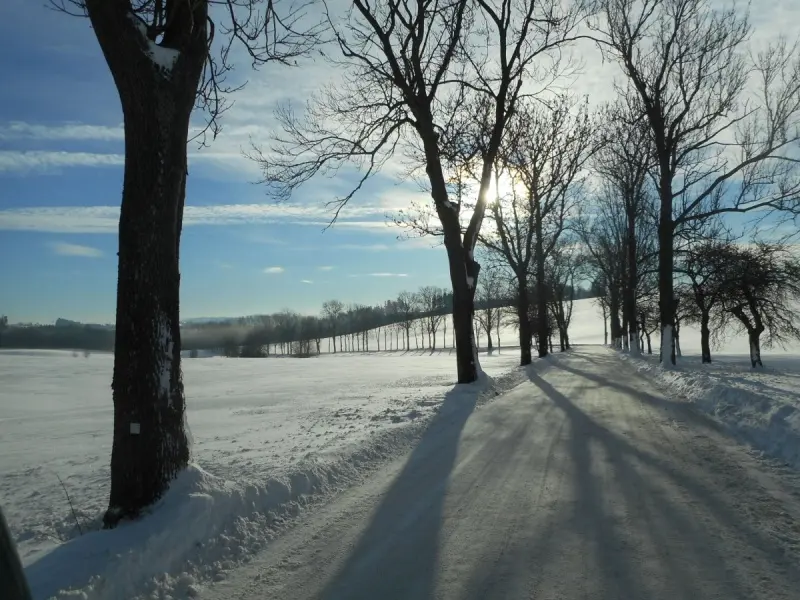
494;170;525;200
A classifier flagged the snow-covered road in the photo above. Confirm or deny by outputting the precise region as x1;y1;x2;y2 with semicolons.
202;346;800;600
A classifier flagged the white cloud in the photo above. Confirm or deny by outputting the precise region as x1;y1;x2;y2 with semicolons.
263;266;284;274
350;272;409;278
0;151;124;173
0;122;124;141
0;206;119;233
336;243;391;251
0;204;394;233
50;242;103;258
301;279;313;284
317;265;335;271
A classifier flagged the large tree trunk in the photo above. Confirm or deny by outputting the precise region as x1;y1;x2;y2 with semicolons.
86;0;207;527
625;207;639;355
658;167;676;366
609;290;622;349
621;308;629;352
700;311;712;363
535;222;548;358
517;279;532;365
444;234;480;382
749;329;763;368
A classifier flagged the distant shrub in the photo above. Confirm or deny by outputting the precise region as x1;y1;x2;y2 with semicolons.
240;343;266;358
291;340;318;358
189;349;199;359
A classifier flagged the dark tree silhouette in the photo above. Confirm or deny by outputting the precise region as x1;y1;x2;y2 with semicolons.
714;243;800;368
258;0;590;382
593;103;654;354
50;0;318;526
596;0;800;365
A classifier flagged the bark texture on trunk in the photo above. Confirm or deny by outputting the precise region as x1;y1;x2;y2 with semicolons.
749;331;763;368
658;172;676;366
609;291;622;350
624;207;639;354
535;231;548;358
517;280;532;365
700;312;712;363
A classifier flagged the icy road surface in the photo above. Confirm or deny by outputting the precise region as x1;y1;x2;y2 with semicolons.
204;346;800;600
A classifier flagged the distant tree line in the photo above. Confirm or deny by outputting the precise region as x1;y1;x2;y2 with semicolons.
0;279;592;356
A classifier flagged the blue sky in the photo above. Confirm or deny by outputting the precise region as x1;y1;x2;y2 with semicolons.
0;0;452;324
0;0;796;325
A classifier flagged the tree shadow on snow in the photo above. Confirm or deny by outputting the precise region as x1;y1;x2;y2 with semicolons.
315;377;482;600
511;355;800;600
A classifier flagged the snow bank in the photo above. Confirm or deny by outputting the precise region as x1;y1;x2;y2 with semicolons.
621;352;800;470
2;349;525;599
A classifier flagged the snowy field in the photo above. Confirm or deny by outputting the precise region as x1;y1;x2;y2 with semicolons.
1;345;526;599
3;297;800;599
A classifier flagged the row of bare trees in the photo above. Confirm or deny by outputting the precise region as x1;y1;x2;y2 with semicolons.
260;0;593;383
201;284;510;356
590;0;800;365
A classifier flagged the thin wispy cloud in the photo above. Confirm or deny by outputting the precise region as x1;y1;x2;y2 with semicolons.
317;266;335;271
263;266;284;274
0;204;394;233
50;242;103;258
0;122;125;141
336;243;392;251
0;151;124;173
301;279;313;284
349;272;409;278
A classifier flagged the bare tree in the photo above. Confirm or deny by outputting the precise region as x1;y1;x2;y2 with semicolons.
578;186;627;348
474;267;505;355
546;238;584;351
321;299;345;352
710;242;800;368
595;0;800;365
258;0;589;382
593;103;655;354
51;0;318;526
481;95;594;361
396;291;417;350
417;286;447;350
